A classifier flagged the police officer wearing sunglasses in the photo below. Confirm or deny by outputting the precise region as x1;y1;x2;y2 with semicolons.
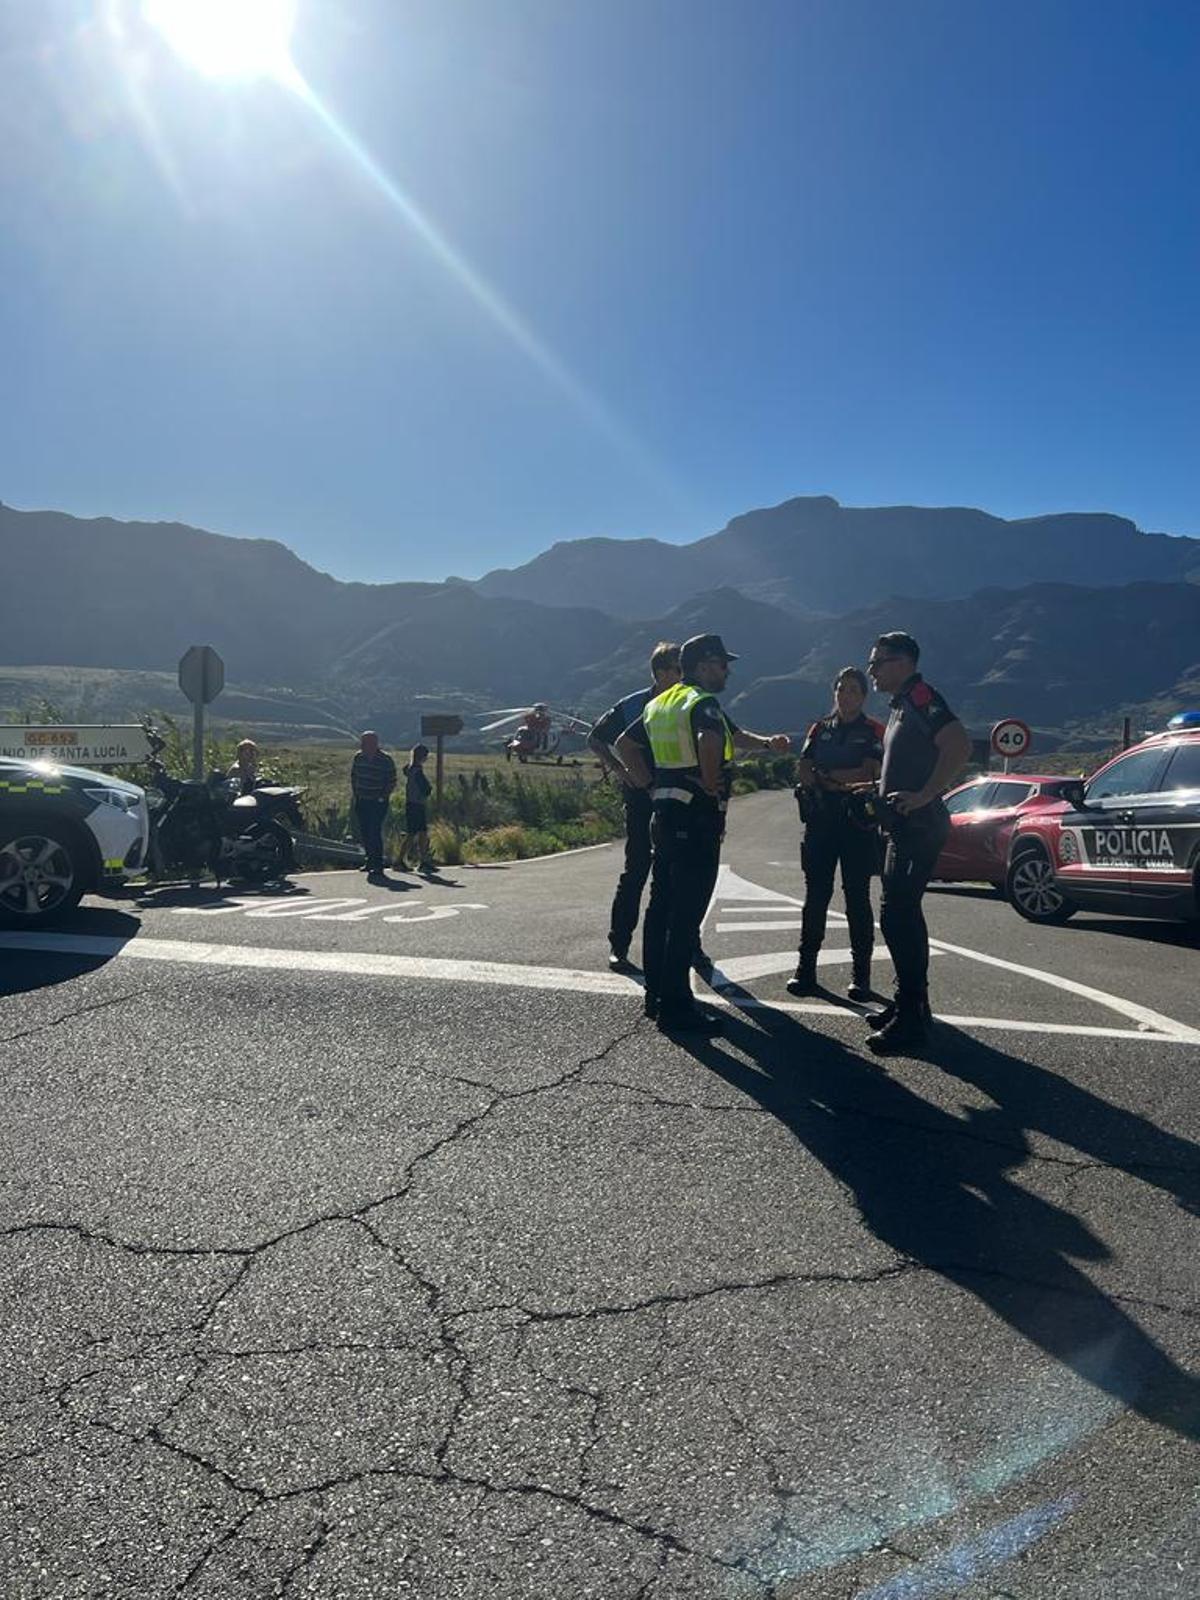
617;633;790;1034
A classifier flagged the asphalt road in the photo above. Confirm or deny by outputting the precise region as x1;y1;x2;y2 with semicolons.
1;790;1197;1599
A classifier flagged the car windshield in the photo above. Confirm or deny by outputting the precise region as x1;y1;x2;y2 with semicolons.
1161;741;1200;792
1086;747;1169;800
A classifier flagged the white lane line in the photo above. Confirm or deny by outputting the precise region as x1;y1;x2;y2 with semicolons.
718;920;806;933
927;936;1200;1045
0;933;1192;1045
710;996;1185;1043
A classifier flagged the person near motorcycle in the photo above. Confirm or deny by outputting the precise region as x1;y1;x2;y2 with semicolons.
350;731;397;879
788;667;883;1002
397;743;435;873
227;739;262;795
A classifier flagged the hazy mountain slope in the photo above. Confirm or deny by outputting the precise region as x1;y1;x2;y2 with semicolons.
722;581;1200;732
476;495;1200;618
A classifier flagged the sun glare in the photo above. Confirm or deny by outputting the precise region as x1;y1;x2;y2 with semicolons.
143;0;297;81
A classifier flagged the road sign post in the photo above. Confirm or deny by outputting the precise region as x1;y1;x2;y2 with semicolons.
420;713;464;808
178;646;225;779
990;718;1032;773
0;725;151;766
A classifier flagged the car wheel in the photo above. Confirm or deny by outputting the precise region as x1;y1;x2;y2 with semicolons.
0;823;87;927
1006;847;1077;924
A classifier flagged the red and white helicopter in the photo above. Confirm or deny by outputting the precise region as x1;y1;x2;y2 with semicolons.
479;702;594;764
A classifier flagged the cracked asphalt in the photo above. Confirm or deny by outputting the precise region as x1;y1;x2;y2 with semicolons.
1;791;1198;1598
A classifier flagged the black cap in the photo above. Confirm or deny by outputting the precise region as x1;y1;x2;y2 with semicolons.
680;633;739;674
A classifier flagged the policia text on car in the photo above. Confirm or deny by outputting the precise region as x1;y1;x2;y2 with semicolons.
616;633;790;1034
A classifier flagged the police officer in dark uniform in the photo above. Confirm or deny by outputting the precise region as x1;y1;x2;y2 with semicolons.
866;632;971;1053
788;666;883;1001
616;634;789;1034
587;641;681;973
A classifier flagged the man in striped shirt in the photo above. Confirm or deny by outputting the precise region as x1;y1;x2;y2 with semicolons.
350;730;397;878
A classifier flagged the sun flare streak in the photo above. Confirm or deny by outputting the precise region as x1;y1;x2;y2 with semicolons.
283;69;675;488
137;0;680;492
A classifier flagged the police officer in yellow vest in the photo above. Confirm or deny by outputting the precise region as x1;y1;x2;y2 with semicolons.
616;633;790;1034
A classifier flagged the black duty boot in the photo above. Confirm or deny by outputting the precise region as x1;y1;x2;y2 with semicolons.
657;1003;723;1036
867;999;896;1031
846;963;872;1003
866;1000;930;1055
691;948;715;979
609;945;637;975
786;957;819;997
868;992;932;1030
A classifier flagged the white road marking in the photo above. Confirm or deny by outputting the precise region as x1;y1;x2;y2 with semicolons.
168;895;489;926
927;936;1200;1045
706;865;1200;1045
0;933;1192;1045
718;920;806;933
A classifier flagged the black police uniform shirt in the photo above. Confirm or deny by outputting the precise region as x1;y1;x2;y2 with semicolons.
590;687;657;753
879;674;959;816
800;714;884;782
624;693;738;809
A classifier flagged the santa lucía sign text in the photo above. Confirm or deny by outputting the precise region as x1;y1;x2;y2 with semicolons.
0;725;151;767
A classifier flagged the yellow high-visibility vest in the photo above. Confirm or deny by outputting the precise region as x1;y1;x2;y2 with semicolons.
643;682;735;772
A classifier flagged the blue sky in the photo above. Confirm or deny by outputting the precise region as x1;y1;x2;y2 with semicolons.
2;0;1197;581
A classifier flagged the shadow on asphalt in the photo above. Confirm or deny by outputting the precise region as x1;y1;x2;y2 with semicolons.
674;993;1200;1444
130;882;313;909
927;882;1004;901
1058;916;1200;950
0;908;142;995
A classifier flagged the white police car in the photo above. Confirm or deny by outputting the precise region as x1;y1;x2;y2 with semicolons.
0;758;149;927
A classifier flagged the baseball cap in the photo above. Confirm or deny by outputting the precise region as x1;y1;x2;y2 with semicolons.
680;633;739;674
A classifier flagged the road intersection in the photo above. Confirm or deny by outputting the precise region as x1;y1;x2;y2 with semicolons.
1;791;1196;1598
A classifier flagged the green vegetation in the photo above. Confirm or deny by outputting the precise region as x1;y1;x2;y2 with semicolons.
144;733;627;864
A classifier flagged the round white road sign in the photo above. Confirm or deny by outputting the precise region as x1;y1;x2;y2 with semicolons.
991;718;1032;759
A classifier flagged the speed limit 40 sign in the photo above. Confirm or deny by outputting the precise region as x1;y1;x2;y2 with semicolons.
991;718;1032;760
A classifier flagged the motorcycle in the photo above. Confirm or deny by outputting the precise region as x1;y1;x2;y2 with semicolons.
142;730;306;885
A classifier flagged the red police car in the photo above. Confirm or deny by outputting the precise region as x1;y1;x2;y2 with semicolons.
1005;722;1200;924
935;774;1078;889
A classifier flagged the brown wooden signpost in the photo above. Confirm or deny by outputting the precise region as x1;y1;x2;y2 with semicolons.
419;713;464;807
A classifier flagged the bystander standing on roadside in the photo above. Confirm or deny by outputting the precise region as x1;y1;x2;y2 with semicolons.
350;730;397;880
398;743;435;873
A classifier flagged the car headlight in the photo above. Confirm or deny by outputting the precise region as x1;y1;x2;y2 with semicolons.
1058;831;1078;865
84;787;143;813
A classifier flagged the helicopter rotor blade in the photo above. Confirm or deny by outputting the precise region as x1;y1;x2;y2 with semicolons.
481;713;526;734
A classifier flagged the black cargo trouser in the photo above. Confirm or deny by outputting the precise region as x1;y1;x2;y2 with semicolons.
609;787;653;955
799;809;878;975
353;797;389;871
642;801;723;1011
879;810;950;1005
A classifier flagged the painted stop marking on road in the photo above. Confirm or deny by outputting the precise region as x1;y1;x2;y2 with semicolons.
991;718;1032;759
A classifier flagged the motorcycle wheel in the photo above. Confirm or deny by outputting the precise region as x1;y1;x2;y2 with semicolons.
231;824;295;884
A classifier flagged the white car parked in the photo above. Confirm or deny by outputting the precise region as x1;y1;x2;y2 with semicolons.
0;758;149;926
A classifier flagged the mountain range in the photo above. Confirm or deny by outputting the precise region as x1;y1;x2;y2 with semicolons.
3;497;1198;745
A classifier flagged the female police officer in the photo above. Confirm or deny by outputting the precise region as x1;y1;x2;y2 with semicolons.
788;666;883;1001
